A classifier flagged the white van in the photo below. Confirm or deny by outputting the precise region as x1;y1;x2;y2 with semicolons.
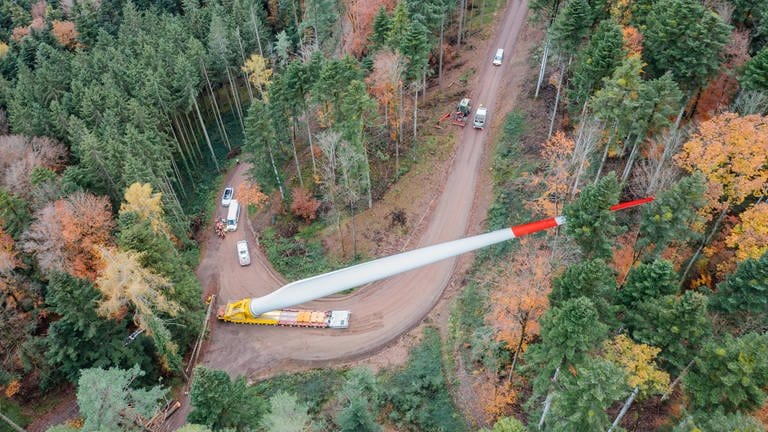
226;200;240;232
492;48;504;66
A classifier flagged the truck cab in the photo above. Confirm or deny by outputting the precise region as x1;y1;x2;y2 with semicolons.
473;105;487;129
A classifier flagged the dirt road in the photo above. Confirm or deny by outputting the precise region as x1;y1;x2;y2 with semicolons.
169;1;530;426
196;0;530;379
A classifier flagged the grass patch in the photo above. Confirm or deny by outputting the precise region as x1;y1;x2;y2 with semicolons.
261;224;338;280
251;368;346;415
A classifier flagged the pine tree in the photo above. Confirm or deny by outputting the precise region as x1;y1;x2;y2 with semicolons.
636;174;706;261
642;0;730;89
563;172;624;259
568;18;625;111
549;259;617;324
741;45;768;91
548;358;629;432
549;0;592;53
709;250;768;332
77;365;166;432
370;7;391;49
684;333;768;412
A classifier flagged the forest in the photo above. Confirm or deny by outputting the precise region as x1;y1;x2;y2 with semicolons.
0;0;766;429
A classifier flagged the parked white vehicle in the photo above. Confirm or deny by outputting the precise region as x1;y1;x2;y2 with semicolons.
226;200;240;232
492;48;504;66
221;187;234;207
473;105;488;129
237;240;251;266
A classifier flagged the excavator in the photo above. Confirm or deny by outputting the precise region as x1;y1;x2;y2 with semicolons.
217;197;654;327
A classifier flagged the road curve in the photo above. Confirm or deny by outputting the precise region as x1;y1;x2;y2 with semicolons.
201;0;529;379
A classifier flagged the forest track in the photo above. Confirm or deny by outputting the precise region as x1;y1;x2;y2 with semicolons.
168;0;530;428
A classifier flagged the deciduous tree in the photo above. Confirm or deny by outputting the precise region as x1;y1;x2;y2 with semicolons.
290;187;321;222
726;203;768;262
674;113;768;216
238;179;269;211
119;183;168;236
95;246;180;371
602;334;670;398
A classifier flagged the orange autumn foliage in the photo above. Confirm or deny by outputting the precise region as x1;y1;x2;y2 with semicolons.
529;131;574;217
694;31;750;121
290;187;321;222
51;20;80;49
0;227;19;272
675;113;768;218
622;26;643;57
3;379;21;398
345;0;396;57
610;0;633;24
58;192;114;280
473;373;519;423
367;50;404;143
238;180;269;211
725;202;768;262
489;239;551;355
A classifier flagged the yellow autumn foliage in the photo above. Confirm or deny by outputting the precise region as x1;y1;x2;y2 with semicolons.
120;182;169;235
675;113;768;218
95;246;178;333
726;202;768;261
242;53;272;101
603;334;670;398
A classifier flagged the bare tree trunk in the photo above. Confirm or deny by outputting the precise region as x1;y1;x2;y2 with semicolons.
250;6;264;58
290;124;304;187
202;66;232;151
412;84;418;156
169;118;193;179
662;360;695;401
184;111;204;160
548;56;567;139
438;13;445;90
0;410;25;432
235;27;255;103
538;365;562;430
225;67;246;133
192;95;220;173
457;0;466;49
535;38;550;98
621;138;641;183
266;139;285;199
305;109;317;177
608;387;639;432
680;207;728;285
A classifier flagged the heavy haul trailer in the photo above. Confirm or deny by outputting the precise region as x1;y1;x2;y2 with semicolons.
217;298;350;328
217;197;654;328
